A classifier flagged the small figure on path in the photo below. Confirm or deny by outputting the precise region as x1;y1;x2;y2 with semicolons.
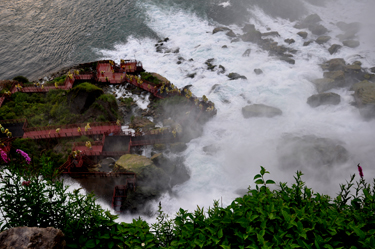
56;128;60;134
357;164;364;179
77;127;81;133
85;141;92;149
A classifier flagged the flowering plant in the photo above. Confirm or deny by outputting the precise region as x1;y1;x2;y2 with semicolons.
16;149;31;164
0;149;9;163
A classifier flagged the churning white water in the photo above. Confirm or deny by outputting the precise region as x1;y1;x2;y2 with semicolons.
97;0;375;221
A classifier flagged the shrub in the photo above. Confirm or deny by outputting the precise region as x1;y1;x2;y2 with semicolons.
12;76;29;83
141;72;163;85
98;93;116;103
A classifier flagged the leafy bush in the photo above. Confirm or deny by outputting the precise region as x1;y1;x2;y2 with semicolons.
12;75;29;83
120;97;134;108
98;93;116;103
141;72;163;85
71;82;103;93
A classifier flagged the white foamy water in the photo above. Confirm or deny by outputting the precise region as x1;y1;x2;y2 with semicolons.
97;0;375;221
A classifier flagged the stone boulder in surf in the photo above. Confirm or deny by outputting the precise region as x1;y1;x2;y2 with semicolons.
351;80;375;119
242;104;282;118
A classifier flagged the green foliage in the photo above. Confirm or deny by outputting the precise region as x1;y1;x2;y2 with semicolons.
141;72;163;85
120;97;134;108
98;93;116;103
12;75;29;83
71;82;103;93
46;75;66;86
153;95;189;109
1;162;374;248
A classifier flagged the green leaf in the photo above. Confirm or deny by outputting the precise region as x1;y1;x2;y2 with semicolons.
266;180;275;184
218;229;223;239
253;174;262;180
85;239;96;248
220;245;231;249
108;241;115;249
255;179;264;185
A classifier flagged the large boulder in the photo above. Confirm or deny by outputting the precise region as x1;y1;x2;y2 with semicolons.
227;72;247;80
309;24;328;35
312;78;336;93
213;26;231;34
342;40;360;48
316;36;331;44
328;44;342;55
351;80;375;119
0;227;65;249
129;116;155;130
242;104;282;118
297;31;308;39
323;70;345;81
321;58;346;71
307;92;341;107
67;83;103;114
277;135;349;170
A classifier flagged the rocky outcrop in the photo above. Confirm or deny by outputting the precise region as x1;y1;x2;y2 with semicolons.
227;73;247;80
294;14;328;35
67;83;103;114
129;116;155;130
170;142;187;153
307;92;341;107
242;104;282;118
316;36;331;45
213;26;230;34
343;40;360;48
351;81;375;119
0;227;65;249
328;44;342;55
312;78;336;93
277;135;349;170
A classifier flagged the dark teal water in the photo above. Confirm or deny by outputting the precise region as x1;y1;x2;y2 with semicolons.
0;0;159;80
0;0;308;81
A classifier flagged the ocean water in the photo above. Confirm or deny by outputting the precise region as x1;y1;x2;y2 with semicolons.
1;0;375;222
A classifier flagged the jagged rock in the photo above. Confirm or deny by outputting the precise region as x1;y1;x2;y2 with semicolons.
254;69;263;75
297;31;308;39
205;58;216;71
227;73;247;80
323;70;345;81
284;38;295;44
213;26;231;34
312;78;335;93
316;36;331;44
242;104;282;118
309;24;328;35
328;44;342;55
343;40;360;48
186;73;196;78
307;92;341;107
303;41;313;46
322;58;346;71
0;227;65;249
351;80;375;119
262;31;280;37
226;30;236;37
241;24;262;43
278;135;348;170
67;83;103;114
242;49;251;57
203;145;219;155
170;142;187;153
154;144;166;151
280;56;295;65
218;65;226;74
242;24;256;33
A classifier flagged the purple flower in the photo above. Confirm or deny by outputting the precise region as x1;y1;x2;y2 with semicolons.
0;149;9;163
16;149;31;164
357;164;364;179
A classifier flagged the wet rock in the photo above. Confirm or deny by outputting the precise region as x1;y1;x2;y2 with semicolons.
222;45;228;48
343;40;360;48
351;80;375;119
213;26;231;34
322;58;346;71
254;69;263;75
370;67;375;74
309;24;328;35
328;44;342;55
262;31;280;38
227;72;247;80
153;144;166;151
242;24;256;33
280;56;295;65
241;24;262;43
316;36;331;44
336;22;361;34
203;144;219;155
303;14;322;25
205;58;217;71
278;135;348;170
226;30;236;37
186;73;196;78
242;48;251;57
284;38;295;44
303;41;313;46
242;104;282;118
297;31;308;39
218;65;226;74
0;227;65;249
129;116;155;130
323;70;345;81
307;92;341;107
312;78;335;93
170;142;187;153
209;84;221;94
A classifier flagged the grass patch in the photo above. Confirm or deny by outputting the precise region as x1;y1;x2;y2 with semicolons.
70;82;103;93
98;93;116;103
141;72;163;86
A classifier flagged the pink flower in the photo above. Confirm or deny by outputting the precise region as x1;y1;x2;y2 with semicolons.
16;149;31;164
357;164;364;179
0;149;9;163
22;181;31;186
